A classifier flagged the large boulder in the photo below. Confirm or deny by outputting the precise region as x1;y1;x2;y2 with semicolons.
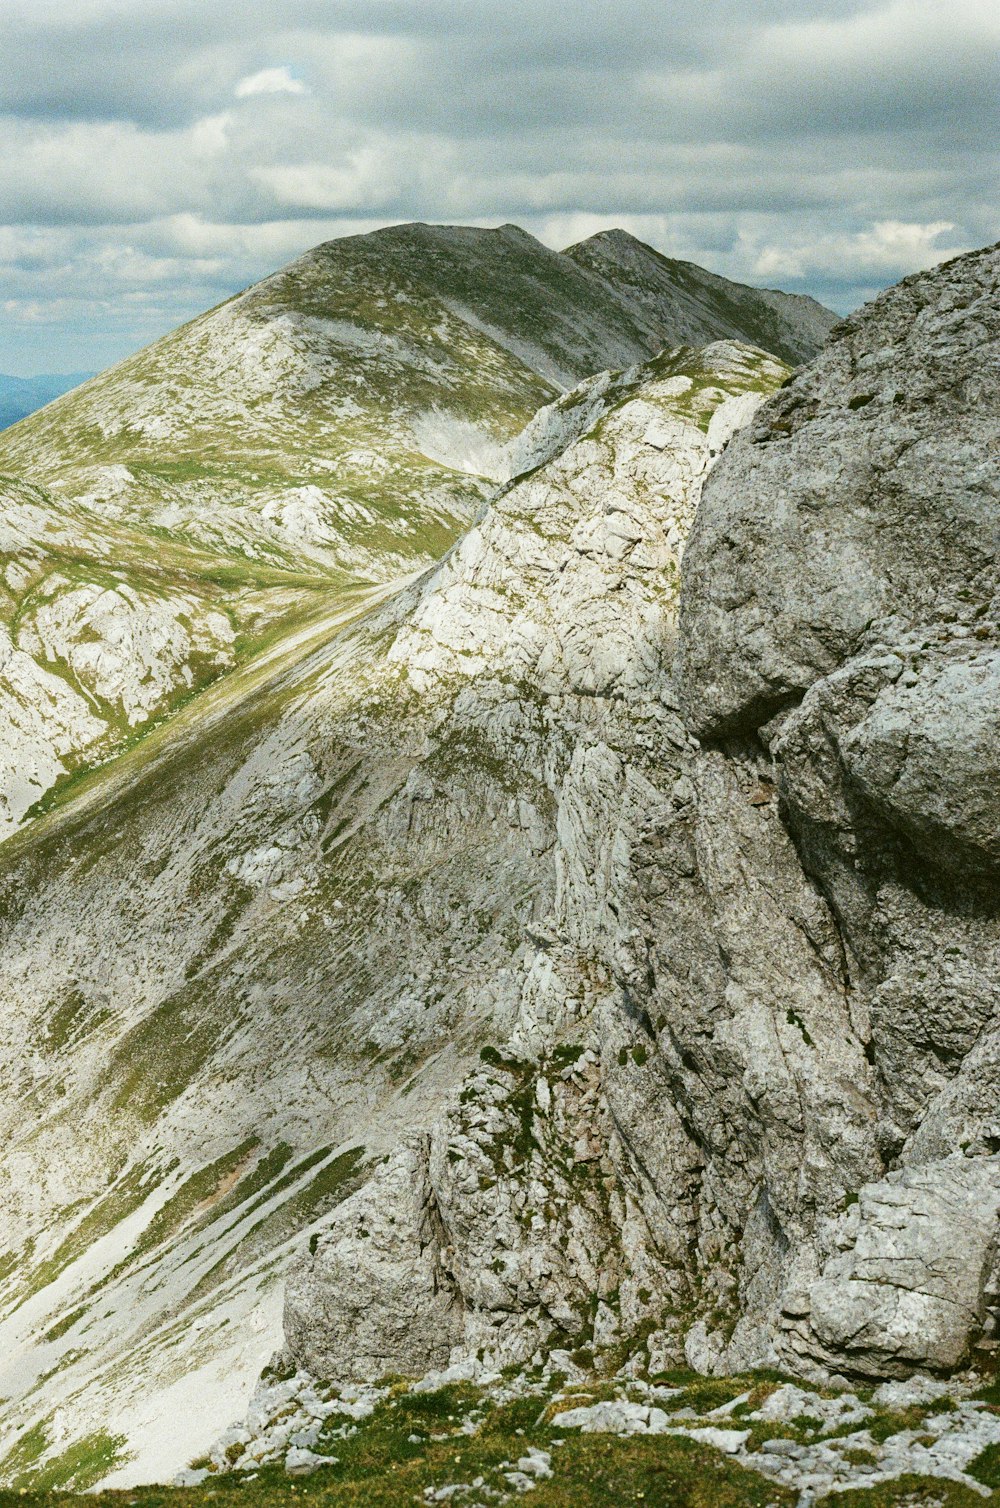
283;1143;464;1381
677;242;1000;1379
677;243;1000;740
782;1157;1000;1377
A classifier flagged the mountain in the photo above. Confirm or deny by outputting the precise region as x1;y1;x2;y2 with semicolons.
0;223;835;843
2;226;997;1500
565;228;837;365
0;341;790;1487
0;225;834;582
0;373;93;431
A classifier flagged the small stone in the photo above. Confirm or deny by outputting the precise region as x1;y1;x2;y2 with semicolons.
284;1447;339;1477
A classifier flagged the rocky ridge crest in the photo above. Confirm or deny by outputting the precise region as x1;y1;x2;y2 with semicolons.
285;246;1000;1392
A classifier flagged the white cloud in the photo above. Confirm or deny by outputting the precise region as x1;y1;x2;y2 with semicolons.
750;220;966;282
234;66;307;99
252;151;402;213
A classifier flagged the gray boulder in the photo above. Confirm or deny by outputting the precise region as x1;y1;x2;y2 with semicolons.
284;1142;464;1380
677;242;1000;740
787;1157;1000;1376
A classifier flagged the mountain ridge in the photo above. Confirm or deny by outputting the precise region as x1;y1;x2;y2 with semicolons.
0;221;835;843
564;227;836;365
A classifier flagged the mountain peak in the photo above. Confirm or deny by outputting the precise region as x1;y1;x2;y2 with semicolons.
564;225;838;364
565;226;646;253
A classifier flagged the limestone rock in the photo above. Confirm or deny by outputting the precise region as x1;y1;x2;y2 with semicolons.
678;242;1000;1381
284;1447;339;1477
284;1142;463;1381
790;1157;1000;1376
549;1400;669;1435
677;242;1000;739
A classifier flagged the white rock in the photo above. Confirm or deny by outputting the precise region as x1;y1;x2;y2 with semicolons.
284;1447;339;1477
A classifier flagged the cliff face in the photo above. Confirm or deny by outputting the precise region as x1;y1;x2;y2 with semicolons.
676;242;1000;1379
285;246;1000;1393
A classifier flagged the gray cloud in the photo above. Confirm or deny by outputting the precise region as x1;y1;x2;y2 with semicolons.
0;0;997;372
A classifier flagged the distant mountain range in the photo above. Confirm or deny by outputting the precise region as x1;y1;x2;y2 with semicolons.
0;371;94;430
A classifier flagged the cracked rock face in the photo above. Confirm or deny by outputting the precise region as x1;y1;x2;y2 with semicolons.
285;1142;463;1380
288;249;1000;1392
802;1157;1000;1376
677;242;1000;741
677;242;1000;1379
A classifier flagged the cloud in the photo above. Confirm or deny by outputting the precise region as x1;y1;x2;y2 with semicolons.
0;0;996;371
234;66;307;99
749;220;967;282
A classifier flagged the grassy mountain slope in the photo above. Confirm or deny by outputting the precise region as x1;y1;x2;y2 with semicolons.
0;472;369;837
0;343;787;1488
0;223;675;586
565;229;838;365
0;223;832;840
0;225;655;834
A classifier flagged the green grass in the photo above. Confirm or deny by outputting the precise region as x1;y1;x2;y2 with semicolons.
0;1383;797;1508
0;1423;128;1494
3;1370;991;1508
1;1366;991;1508
968;1441;1000;1490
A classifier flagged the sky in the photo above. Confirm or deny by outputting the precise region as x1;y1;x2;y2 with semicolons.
1;0;998;375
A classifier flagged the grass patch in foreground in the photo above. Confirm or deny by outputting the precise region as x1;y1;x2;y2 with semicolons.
0;1431;796;1508
1;1371;993;1508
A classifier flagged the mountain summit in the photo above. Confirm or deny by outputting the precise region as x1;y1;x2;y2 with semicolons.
0;223;835;545
565;228;835;365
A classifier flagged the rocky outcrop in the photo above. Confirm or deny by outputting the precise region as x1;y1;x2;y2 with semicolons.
676;242;1000;1378
284;249;1000;1393
285;1143;463;1380
279;343;795;1385
796;1157;1000;1378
